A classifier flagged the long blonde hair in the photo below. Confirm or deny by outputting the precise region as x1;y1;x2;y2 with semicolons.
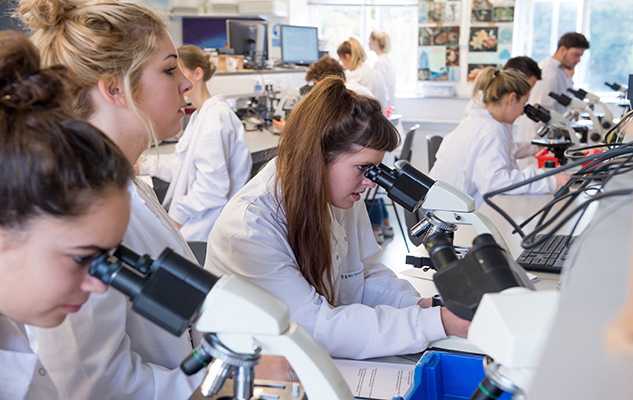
275;76;400;304
337;37;366;71
474;67;531;105
16;0;168;142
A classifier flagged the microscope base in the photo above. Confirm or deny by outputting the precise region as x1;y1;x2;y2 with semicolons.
189;378;305;400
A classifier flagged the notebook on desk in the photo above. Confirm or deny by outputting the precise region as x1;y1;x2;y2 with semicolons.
516;234;578;273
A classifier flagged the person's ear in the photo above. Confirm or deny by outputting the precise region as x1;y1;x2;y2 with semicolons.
507;92;518;105
96;75;127;107
194;67;204;81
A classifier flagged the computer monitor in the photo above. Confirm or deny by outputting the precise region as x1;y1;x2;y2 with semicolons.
226;19;268;68
280;25;319;66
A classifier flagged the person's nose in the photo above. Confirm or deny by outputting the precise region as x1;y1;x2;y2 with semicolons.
362;177;376;188
81;274;108;294
179;70;193;94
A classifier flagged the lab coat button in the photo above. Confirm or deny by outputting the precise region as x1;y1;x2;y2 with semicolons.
335;255;339;260
38;368;46;376
344;237;347;242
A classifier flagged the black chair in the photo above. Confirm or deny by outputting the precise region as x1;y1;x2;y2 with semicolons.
426;134;443;171
187;241;208;266
366;124;420;252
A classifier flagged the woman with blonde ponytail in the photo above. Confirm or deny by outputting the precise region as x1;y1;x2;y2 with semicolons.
430;67;569;207
337;37;388;109
205;77;469;360
16;0;210;398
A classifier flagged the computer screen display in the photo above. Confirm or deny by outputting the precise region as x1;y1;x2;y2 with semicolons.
281;25;319;65
226;19;268;67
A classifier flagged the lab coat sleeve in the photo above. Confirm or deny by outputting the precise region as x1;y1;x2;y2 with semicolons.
168;116;235;226
472;132;556;196
354;202;425;308
31;289;203;400
206;210;446;360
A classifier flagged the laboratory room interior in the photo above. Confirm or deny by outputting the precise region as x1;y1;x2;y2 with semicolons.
2;0;633;399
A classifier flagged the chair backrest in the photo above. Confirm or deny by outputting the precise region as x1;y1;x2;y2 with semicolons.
426;135;444;171
399;124;420;163
187;241;208;266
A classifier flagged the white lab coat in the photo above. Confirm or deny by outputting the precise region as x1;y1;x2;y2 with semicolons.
27;179;205;400
516;56;574;143
463;91;537;159
346;62;388;109
429;109;556;208
345;80;376;99
142;96;252;241
0;317;58;400
204;160;446;360
373;53;396;109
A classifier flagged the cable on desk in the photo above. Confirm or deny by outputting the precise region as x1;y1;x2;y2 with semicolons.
483;143;633;250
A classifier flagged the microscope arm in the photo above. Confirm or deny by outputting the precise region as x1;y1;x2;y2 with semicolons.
196;275;354;400
420;181;510;253
433;210;510;254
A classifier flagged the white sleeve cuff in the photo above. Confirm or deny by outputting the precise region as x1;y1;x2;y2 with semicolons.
419;306;448;343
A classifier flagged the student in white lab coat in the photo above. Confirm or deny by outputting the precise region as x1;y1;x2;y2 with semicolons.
516;32;589;144
430;67;570;208
17;0;206;398
463;56;542;159
0;31;133;399
139;45;252;241
369;31;396;110
205;77;469;361
337;37;388;109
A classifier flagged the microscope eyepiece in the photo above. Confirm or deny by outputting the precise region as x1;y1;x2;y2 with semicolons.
549;92;571;106
364;163;435;213
567;87;587;100
524;104;551;124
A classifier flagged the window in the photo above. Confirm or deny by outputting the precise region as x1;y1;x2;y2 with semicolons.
517;0;633;96
308;0;418;94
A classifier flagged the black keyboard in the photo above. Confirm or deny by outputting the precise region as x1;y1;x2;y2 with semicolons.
516;234;577;273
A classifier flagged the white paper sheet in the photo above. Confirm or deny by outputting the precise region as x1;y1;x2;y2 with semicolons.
333;359;415;399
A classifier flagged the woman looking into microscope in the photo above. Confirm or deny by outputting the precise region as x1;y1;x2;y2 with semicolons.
205;77;469;361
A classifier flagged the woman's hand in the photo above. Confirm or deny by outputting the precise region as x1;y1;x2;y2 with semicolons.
417;297;433;309
440;307;470;338
555;173;571;189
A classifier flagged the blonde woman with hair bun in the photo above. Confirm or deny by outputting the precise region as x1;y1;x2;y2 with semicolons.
337;37;388;109
138;45;252;241
430;67;569;208
369;31;396;109
16;0;211;398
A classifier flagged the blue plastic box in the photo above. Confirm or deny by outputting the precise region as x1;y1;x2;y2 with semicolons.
393;351;512;400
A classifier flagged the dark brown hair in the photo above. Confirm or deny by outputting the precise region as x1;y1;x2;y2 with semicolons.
305;55;345;82
558;32;589;50
503;56;542;80
275;76;400;303
0;30;133;229
178;45;217;82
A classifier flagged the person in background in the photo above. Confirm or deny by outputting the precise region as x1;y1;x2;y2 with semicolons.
138;45;252;241
516;32;589;144
430;67;569;208
369;30;396;111
271;55;375;132
464;56;542;159
17;0;207;398
205;77;469;361
0;30;132;399
337;37;388;109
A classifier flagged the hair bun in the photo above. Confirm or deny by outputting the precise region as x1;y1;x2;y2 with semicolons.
17;0;77;31
0;67;68;111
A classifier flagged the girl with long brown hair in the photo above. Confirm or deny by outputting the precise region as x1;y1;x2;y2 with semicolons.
206;76;468;359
